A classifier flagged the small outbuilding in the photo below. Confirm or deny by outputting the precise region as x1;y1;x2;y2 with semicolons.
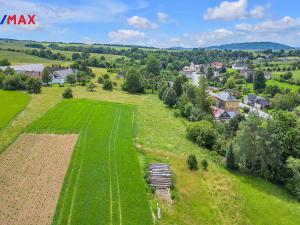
148;163;172;203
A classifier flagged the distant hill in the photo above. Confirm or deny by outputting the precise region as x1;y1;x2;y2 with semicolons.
205;42;295;51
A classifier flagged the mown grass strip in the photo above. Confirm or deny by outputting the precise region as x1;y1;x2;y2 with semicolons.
28;99;152;225
0;90;30;130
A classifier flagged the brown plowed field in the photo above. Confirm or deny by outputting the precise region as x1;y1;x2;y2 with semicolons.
0;133;78;225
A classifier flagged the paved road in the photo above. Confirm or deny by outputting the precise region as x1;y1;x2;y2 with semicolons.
239;102;272;119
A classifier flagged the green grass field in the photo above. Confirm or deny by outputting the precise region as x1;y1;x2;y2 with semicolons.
242;80;299;93
272;70;300;80
0;50;71;66
0;90;30;129
28;99;152;225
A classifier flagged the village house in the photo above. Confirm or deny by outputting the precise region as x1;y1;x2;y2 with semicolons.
181;62;201;75
211;62;224;70
214;92;240;111
0;64;45;78
244;94;270;109
232;63;248;70
241;69;272;80
212;107;237;121
51;68;77;84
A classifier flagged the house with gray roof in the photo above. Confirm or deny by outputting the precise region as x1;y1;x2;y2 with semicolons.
244;94;270;109
51;68;77;84
213;92;240;111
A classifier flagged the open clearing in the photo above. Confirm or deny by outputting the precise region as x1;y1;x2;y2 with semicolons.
28;99;153;225
0;133;78;225
0;90;30;130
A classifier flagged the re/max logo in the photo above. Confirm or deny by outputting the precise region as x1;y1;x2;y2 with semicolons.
0;15;36;25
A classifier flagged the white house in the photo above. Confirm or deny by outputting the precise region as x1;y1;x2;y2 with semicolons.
232;63;248;70
51;68;77;84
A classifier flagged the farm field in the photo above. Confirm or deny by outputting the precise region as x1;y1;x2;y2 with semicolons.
0;134;78;225
0;84;300;224
0;50;71;66
272;70;300;80
0;90;30;130
242;80;299;92
28;99;152;225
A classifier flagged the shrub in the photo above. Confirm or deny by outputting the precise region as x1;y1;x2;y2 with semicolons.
66;74;77;85
173;109;180;118
285;157;300;200
0;73;5;88
201;159;208;170
186;120;217;149
225;143;237;170
63;88;73;98
0;59;11;66
86;82;96;91
27;77;42;93
187;154;198;171
97;76;104;84
103;79;113;91
122;67;144;93
3;74;26;90
158;83;168;100
163;88;177;107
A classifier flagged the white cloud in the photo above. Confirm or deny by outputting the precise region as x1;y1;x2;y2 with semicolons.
163;29;234;48
157;12;169;23
236;16;300;32
127;16;158;29
204;0;266;20
250;6;265;19
108;29;145;42
0;0;128;25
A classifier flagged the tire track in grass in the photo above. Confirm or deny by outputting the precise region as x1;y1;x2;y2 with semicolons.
113;110;122;225
55;104;95;225
66;106;96;225
108;109;119;225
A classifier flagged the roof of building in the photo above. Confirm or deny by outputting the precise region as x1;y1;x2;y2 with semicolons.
256;96;270;106
216;92;239;102
52;68;77;79
148;163;172;189
246;94;257;101
0;64;45;72
233;63;248;68
213;107;236;119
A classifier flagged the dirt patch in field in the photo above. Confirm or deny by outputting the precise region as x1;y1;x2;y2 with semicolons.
0;133;78;225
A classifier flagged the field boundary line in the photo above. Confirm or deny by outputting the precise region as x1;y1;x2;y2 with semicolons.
66;106;96;225
113;110;122;225
108;110;119;225
55;106;92;225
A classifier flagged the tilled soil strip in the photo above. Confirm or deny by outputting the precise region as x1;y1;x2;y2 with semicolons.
0;133;78;225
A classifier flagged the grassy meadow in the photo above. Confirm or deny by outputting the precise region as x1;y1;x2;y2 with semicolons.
0;90;30;130
0;47;300;224
0;50;71;66
272;70;300;80
0;81;299;224
28;99;153;225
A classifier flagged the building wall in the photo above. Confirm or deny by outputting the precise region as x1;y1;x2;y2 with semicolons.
225;102;239;111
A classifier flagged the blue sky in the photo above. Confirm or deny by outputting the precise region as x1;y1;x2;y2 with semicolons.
0;0;300;47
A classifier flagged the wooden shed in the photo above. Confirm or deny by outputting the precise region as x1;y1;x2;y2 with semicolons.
148;163;172;189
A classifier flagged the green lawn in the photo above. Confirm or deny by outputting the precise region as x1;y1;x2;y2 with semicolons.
28;99;152;225
272;70;300;80
0;50;71;66
1;85;300;224
0;90;30;129
242;80;299;92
